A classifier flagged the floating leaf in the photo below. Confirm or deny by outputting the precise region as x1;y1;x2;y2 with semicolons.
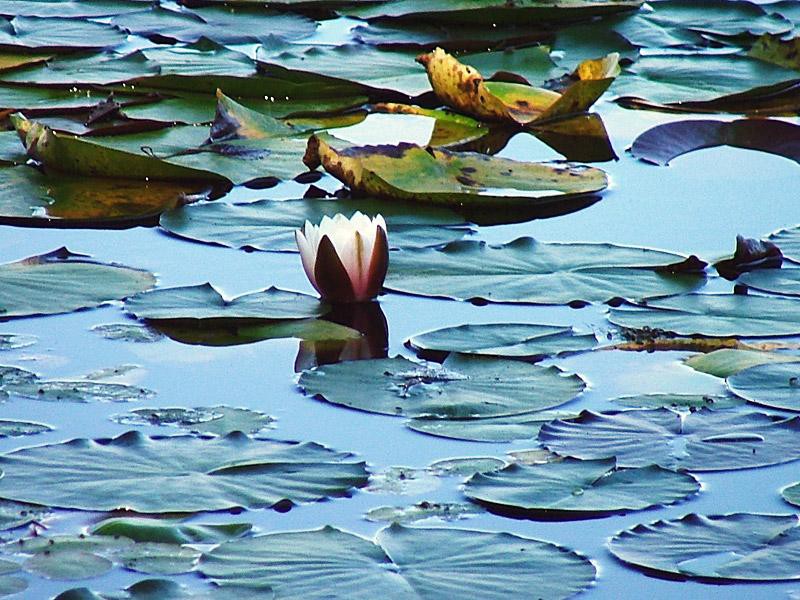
0;248;154;319
304;133;608;208
631;119;800;167
609;513;800;581
464;458;699;516
1;365;153;403
0;500;49;531
686;348;800;378
539;408;800;471
366;467;440;496
0;576;26;597
0;420;51;437
114;543;200;576
112;406;275;436
200;524;596;599
407;410;579;442
609;293;800;337
91;323;164;343
160;198;473;253
417;48;618;125
92;517;251;545
611;393;744;410
408;323;597;361
738;268;800;297
0;561;18;577
52;578;252;600
750;32;800;71
299;354;585;418
346;0;643;25
727;363;800;411
125;283;326;321
24;550;112;581
0;16;128;51
386;238;705;305
0;431;368;513
427;456;505;477
0;334;36;351
365;502;484;524
782;483;800;507
768;225;800;263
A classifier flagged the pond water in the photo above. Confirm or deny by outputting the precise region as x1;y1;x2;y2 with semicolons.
2;6;800;600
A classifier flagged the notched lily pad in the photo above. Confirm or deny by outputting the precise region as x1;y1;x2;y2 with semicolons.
299;354;585;419
0;431;368;513
539;408;800;471
609;513;800;581
464;458;699;517
0;247;154;319
200;524;596;599
112;406;275;436
303;133;608;208
387;238;705;305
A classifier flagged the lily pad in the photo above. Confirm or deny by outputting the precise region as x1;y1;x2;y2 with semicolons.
91;323;164;343
112;406;275;436
52;578;248;600
304;133;608;208
386;238;705;305
299;354;585;418
608;513;800;581
0;431;368;512
0;334;36;350
768;225;800;263
0;500;49;531
408;323;597;361
125;283;326;321
200;524;596;599
539;408;800;471
738;268;800;297
160;198;474;252
0;420;51;437
631;119;800;166
464;458;699;516
91;517;251;545
686;348;800;378
0;247;154;319
0;16;128;51
609;293;800;337
24;550;112;581
0;576;26;597
114;543;200;576
407;410;579;443
365;502;484;524
782;483;800;508
611;393;744;410
727;363;800;411
0;365;153;403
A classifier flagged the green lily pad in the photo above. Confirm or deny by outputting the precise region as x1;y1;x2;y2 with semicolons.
631;119;800;166
160;198;473;253
114;543;200;576
727;363;800;411
0;576;26;597
408;323;597;360
23;550;112;581
0;247;154;319
0;334;36;350
782;482;800;507
611;393;744;410
609;513;800;581
91;517;251;545
366;466;440;496
0;1;144;18
407;410;579;443
0;50;158;86
365;502;484;524
0;16;128;51
0;431;368;512
125;283;326;321
738;268;800;296
0;365;153;403
0;561;18;577
51;579;200;600
150;318;360;347
0;500;49;531
386;238;705;305
768;225;800;263
200;524;596;599
0;166;208;226
464;458;699;516
609;293;800;337
539;408;800;471
0;420;51;437
428;456;506;477
351;21;547;51
91;323;164;343
305;133;609;209
299;354;585;418
685;348;800;378
345;0;643;25
112;406;275;436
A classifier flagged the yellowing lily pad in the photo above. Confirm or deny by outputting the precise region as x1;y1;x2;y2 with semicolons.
304;133;608;208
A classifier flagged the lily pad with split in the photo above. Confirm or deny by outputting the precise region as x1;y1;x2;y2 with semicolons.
386;238;705;305
0;431;368;513
298;354;585;419
539;408;800;471
0;248;154;319
464;458;699;517
200;524;596;599
609;513;800;581
304;133;608;209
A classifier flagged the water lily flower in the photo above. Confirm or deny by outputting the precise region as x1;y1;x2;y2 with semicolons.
295;212;389;303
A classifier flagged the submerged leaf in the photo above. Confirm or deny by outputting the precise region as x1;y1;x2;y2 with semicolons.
112;406;275;436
